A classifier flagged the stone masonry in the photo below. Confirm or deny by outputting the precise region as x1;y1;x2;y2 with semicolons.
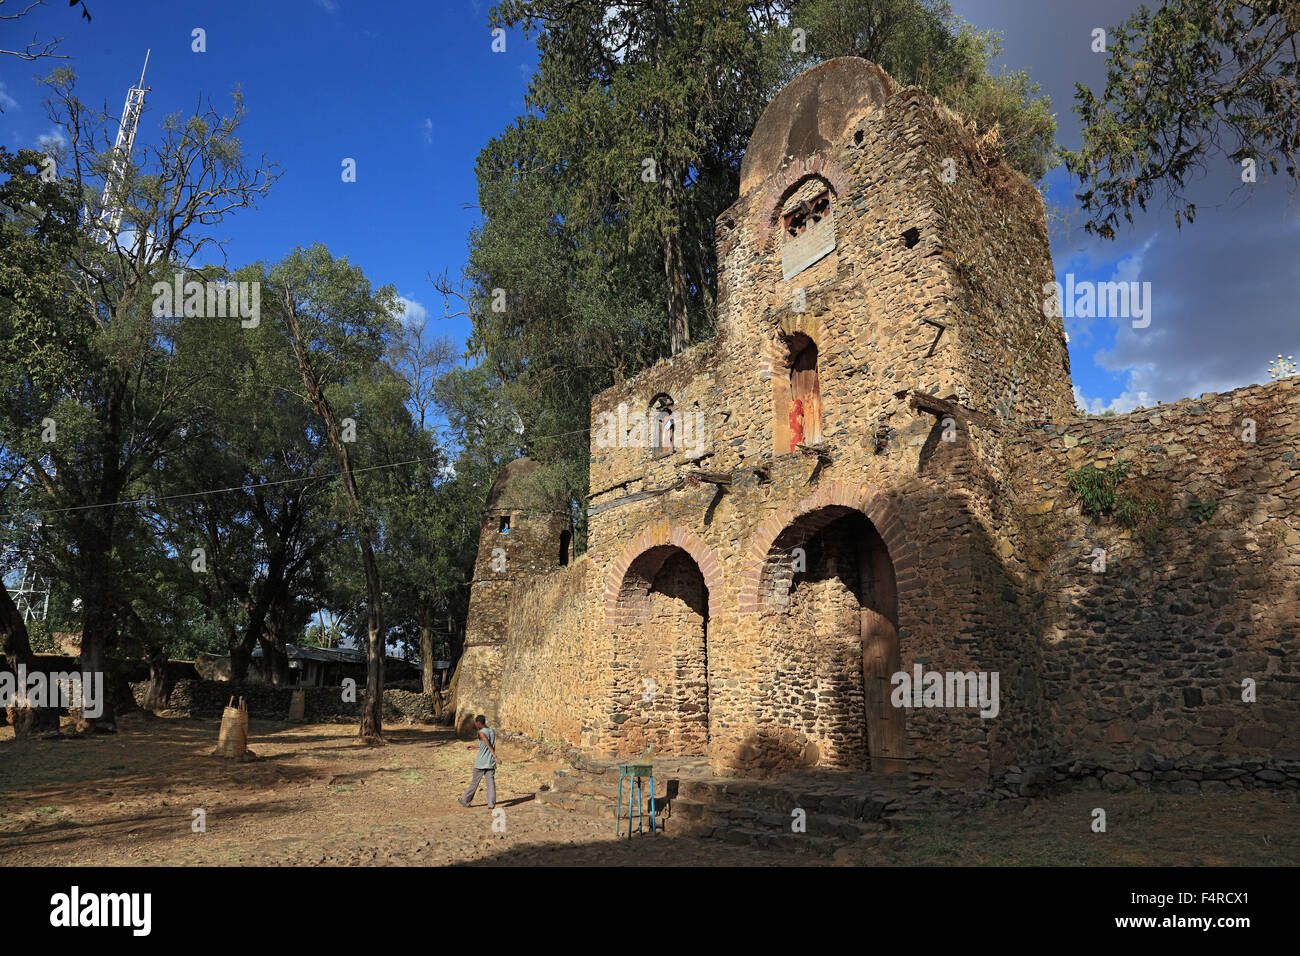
455;58;1299;790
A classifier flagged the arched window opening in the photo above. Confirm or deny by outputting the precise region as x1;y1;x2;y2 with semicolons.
783;190;831;238
650;393;675;458
777;333;822;452
558;528;571;567
780;184;835;280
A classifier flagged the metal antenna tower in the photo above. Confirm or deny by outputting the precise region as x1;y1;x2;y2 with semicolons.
2;508;50;624
92;49;150;242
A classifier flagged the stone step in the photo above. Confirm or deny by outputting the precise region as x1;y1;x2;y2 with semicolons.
709;825;844;856
659;798;884;840
549;769;668;799
537;788;670;817
674;778;904;820
548;780;667;803
541;765;913;855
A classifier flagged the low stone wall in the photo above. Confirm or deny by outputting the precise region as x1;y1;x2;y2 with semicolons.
992;754;1300;799
129;679;443;724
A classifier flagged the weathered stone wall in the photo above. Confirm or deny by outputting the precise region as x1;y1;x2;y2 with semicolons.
495;557;594;746
569;60;1047;786
602;548;710;758
456;458;570;734
1003;378;1300;765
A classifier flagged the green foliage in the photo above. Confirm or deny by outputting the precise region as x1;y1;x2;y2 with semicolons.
1064;0;1300;239
1188;496;1218;523
1067;457;1165;543
1112;493;1158;530
0;148;89;397
1066;458;1131;518
794;0;1058;179
24;619;60;655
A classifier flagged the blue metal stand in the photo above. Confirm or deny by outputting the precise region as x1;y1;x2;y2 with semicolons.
615;763;656;837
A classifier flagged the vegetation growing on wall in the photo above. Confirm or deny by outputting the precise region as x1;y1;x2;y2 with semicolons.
1066;457;1168;547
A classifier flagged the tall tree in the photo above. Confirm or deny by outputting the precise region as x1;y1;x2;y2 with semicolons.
268;245;399;742
0;75;277;727
1065;0;1300;238
155;277;342;683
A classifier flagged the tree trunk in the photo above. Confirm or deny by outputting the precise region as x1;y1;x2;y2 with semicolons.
219;616;247;681
0;585;59;734
141;647;172;713
259;635;291;686
356;546;384;740
282;287;385;743
230;637;252;681
418;606;436;695
653;1;690;357
261;600;292;687
664;211;691;355
236;551;284;682
76;542;118;729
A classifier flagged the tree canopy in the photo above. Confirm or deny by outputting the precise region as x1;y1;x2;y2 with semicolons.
461;0;1057;542
1065;0;1299;238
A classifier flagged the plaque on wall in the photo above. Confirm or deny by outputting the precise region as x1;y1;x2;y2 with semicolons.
781;211;835;280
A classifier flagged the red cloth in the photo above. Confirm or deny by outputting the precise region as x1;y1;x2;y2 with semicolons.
789;399;804;452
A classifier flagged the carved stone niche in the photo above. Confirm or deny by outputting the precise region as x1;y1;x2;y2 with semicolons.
781;189;835;281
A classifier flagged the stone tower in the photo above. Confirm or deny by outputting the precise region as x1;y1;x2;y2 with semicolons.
714;55;1075;441
453;458;571;735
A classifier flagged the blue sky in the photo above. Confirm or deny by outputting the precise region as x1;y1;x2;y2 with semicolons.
1;0;538;358
3;0;1296;417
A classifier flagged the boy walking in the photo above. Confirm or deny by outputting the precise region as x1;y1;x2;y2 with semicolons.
459;715;497;809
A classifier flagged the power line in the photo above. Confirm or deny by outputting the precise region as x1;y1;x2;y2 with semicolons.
0;453;448;522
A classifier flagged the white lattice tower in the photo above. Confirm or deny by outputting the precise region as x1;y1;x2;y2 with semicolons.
2;515;50;624
92;50;150;242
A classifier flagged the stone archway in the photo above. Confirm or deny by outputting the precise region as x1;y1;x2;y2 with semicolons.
602;525;723;759
739;482;916;773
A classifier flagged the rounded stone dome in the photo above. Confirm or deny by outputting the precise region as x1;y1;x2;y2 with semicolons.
739;57;897;194
484;457;540;513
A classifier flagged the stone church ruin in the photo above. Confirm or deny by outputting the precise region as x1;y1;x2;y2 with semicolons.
455;58;1300;791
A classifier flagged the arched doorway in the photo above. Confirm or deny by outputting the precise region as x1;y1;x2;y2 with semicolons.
759;506;901;772
607;545;709;757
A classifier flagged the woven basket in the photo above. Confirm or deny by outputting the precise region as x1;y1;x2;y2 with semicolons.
214;696;248;758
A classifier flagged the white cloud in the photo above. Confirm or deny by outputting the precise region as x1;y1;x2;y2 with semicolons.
423;118;433;144
0;83;18;112
314;0;340;12
1073;382;1152;416
37;127;67;152
396;295;429;328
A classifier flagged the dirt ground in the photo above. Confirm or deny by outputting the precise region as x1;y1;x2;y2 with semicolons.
1;715;1295;866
